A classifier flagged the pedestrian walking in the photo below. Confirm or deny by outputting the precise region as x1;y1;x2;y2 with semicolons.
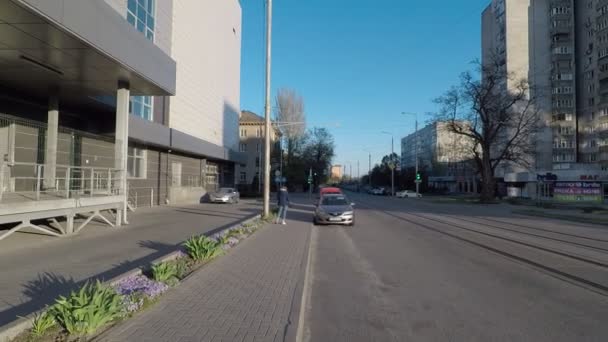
276;185;290;225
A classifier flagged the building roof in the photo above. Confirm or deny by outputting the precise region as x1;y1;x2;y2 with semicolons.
240;110;265;123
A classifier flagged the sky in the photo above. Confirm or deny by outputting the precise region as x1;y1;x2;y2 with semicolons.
240;0;490;177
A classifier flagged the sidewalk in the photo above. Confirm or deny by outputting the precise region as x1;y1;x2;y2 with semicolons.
0;200;261;327
99;206;313;342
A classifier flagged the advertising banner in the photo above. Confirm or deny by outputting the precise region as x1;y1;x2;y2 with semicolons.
554;182;602;203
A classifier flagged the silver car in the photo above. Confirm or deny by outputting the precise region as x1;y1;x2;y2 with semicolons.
209;188;240;204
313;194;355;226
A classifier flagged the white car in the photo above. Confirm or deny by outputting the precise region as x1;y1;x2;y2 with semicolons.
396;190;421;198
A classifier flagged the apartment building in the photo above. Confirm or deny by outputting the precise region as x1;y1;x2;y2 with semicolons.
0;0;243;240
235;111;279;192
330;165;343;181
400;122;476;193
482;0;608;201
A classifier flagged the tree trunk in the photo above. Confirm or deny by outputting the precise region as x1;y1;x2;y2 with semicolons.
479;152;495;203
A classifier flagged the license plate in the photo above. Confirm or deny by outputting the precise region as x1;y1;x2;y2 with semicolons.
329;218;342;222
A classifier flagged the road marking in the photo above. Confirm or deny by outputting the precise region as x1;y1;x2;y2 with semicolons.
296;224;317;342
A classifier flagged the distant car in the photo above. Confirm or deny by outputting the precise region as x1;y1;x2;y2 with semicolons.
313;194;355;226
370;187;386;196
209;187;240;204
396;190;421;198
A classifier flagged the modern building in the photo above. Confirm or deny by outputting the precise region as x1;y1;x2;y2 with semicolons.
330;165;343;181
0;0;244;240
482;0;608;201
401;121;477;193
235;111;280;192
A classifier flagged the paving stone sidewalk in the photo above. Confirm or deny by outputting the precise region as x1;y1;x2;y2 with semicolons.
99;214;312;342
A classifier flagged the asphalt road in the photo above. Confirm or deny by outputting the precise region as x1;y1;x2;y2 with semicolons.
300;192;608;342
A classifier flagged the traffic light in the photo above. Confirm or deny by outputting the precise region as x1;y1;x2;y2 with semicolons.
416;172;421;181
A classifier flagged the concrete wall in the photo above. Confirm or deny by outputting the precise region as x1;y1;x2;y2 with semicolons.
169;0;242;151
529;0;553;171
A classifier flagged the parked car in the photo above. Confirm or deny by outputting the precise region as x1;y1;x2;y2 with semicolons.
396;190;422;198
313;194;355;226
209;188;240;204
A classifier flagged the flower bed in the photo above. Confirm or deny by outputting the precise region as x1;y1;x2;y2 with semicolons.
10;216;264;342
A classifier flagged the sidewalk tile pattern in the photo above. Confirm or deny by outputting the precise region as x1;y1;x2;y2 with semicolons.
100;221;310;342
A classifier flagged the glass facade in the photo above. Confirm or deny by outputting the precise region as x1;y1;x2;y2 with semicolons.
127;0;155;121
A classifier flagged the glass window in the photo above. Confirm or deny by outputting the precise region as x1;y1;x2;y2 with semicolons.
129;95;153;121
127;0;155;42
127;147;147;179
127;0;137;13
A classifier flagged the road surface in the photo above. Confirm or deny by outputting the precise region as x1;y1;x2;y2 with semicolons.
300;192;608;342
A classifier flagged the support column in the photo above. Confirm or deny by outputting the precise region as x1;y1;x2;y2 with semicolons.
45;96;59;190
115;81;130;226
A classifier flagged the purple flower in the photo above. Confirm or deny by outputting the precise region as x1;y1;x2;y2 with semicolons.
113;275;168;300
226;237;239;247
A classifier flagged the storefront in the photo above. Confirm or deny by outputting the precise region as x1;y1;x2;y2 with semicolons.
505;169;608;203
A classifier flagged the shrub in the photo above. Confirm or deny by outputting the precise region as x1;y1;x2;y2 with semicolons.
30;311;56;337
48;281;123;336
152;262;179;286
184;235;223;261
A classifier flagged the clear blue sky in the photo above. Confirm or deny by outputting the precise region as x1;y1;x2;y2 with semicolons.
240;0;489;177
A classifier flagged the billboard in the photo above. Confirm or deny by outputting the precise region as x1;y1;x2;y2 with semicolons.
553;182;602;203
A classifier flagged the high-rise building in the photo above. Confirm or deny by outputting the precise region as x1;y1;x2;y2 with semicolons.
482;0;608;200
0;0;244;239
400;122;476;193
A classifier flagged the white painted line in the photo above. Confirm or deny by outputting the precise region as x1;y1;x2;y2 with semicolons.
296;224;317;342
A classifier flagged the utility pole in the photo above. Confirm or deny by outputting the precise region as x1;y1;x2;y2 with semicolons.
415;117;419;197
391;135;394;196
262;0;272;217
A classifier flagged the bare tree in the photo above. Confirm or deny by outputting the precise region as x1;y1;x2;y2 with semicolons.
275;88;306;166
434;56;540;203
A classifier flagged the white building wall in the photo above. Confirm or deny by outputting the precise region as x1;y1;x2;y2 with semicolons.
169;0;242;151
104;0;127;18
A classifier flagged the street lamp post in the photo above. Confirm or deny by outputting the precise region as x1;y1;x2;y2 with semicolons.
262;0;272;217
402;112;420;197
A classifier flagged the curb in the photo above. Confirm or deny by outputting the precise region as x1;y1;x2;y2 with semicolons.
0;214;261;342
512;209;608;226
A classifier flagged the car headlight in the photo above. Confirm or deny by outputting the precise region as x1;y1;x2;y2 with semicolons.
342;211;354;216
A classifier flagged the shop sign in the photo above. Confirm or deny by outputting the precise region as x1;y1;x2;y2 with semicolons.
554;182;602;203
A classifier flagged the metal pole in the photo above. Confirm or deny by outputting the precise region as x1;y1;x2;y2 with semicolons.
36;164;41;200
415;117;419;196
258;142;262;194
90;168;94;197
368;153;371;188
309;167;312;200
391;135;394;196
263;0;272;217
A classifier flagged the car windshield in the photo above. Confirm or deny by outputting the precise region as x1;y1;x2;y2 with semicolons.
321;196;348;206
218;188;232;193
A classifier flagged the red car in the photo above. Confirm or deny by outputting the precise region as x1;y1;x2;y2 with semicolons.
319;187;342;198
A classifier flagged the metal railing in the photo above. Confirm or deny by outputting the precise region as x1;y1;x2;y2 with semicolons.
0;161;124;204
127;186;156;208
